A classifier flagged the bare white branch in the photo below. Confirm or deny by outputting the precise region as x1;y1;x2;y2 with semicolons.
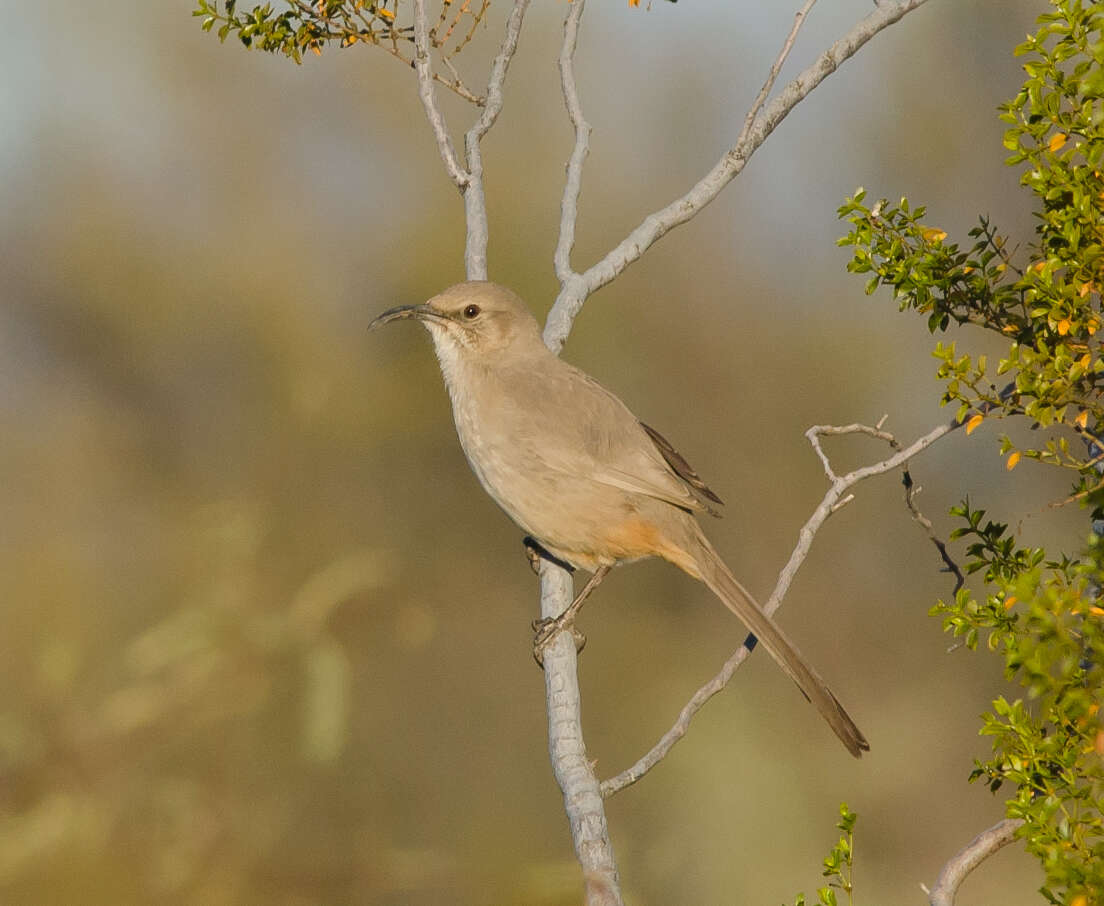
927;819;1024;906
462;0;531;279
469;0;530;144
601;416;955;796
735;0;819;154
539;559;624;906
543;0;934;351
554;0;592;284
412;0;469;190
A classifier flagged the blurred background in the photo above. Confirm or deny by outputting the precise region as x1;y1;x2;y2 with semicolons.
0;0;1081;903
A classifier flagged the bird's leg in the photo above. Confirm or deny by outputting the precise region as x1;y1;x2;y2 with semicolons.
523;535;575;575
523;536;544;575
532;565;611;667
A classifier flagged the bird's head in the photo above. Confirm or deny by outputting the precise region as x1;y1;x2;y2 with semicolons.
369;282;544;361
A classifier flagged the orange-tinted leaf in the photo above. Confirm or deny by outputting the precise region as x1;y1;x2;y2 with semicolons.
1075;410;1090;429
1058;318;1071;335
1006;451;1021;470
920;227;947;242
1004;596;1017;611
965;414;984;435
1049;132;1068;152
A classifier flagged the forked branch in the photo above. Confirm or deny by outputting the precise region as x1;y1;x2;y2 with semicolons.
544;0;935;351
601;416;958;796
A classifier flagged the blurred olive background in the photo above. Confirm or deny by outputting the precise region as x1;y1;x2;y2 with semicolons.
0;1;1085;903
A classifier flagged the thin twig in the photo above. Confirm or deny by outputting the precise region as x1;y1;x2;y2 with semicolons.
601;416;954;796
926;818;1024;906
406;48;485;104
554;0;591;284
412;0;469;189
543;0;934;352
904;470;966;594
734;0;818;154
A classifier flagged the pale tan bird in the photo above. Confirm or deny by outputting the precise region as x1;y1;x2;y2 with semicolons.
369;281;869;757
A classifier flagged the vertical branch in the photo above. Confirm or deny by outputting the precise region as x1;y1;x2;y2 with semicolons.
539;560;624;906
540;3;622;898
462;0;532;279
411;0;469;191
554;0;591;285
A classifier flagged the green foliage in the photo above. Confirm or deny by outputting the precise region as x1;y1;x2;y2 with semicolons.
839;0;1104;484
790;804;857;906
193;0;408;62
840;2;1104;902
931;527;1104;903
192;0;489;103
192;0;489;75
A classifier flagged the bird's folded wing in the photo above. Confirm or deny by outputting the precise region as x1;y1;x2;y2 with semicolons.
531;425;719;516
520;360;724;515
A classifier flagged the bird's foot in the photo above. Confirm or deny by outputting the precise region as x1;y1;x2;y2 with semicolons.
531;614;586;667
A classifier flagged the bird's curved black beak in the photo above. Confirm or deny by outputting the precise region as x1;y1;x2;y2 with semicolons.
368;304;436;331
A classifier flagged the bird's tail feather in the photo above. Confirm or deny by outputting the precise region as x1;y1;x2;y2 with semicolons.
688;529;869;758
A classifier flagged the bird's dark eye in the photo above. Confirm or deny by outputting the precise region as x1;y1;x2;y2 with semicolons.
463;304;481;319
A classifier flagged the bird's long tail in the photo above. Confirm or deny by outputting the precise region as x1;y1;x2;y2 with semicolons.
686;528;869;758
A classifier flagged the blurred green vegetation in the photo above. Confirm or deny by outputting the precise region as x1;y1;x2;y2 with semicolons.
0;1;1083;903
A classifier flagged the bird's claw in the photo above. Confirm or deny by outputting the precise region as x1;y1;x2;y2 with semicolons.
532;615;586;667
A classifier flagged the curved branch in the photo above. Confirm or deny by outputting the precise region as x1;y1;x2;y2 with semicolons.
543;0;934;351
927;819;1024;906
601;415;956;796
